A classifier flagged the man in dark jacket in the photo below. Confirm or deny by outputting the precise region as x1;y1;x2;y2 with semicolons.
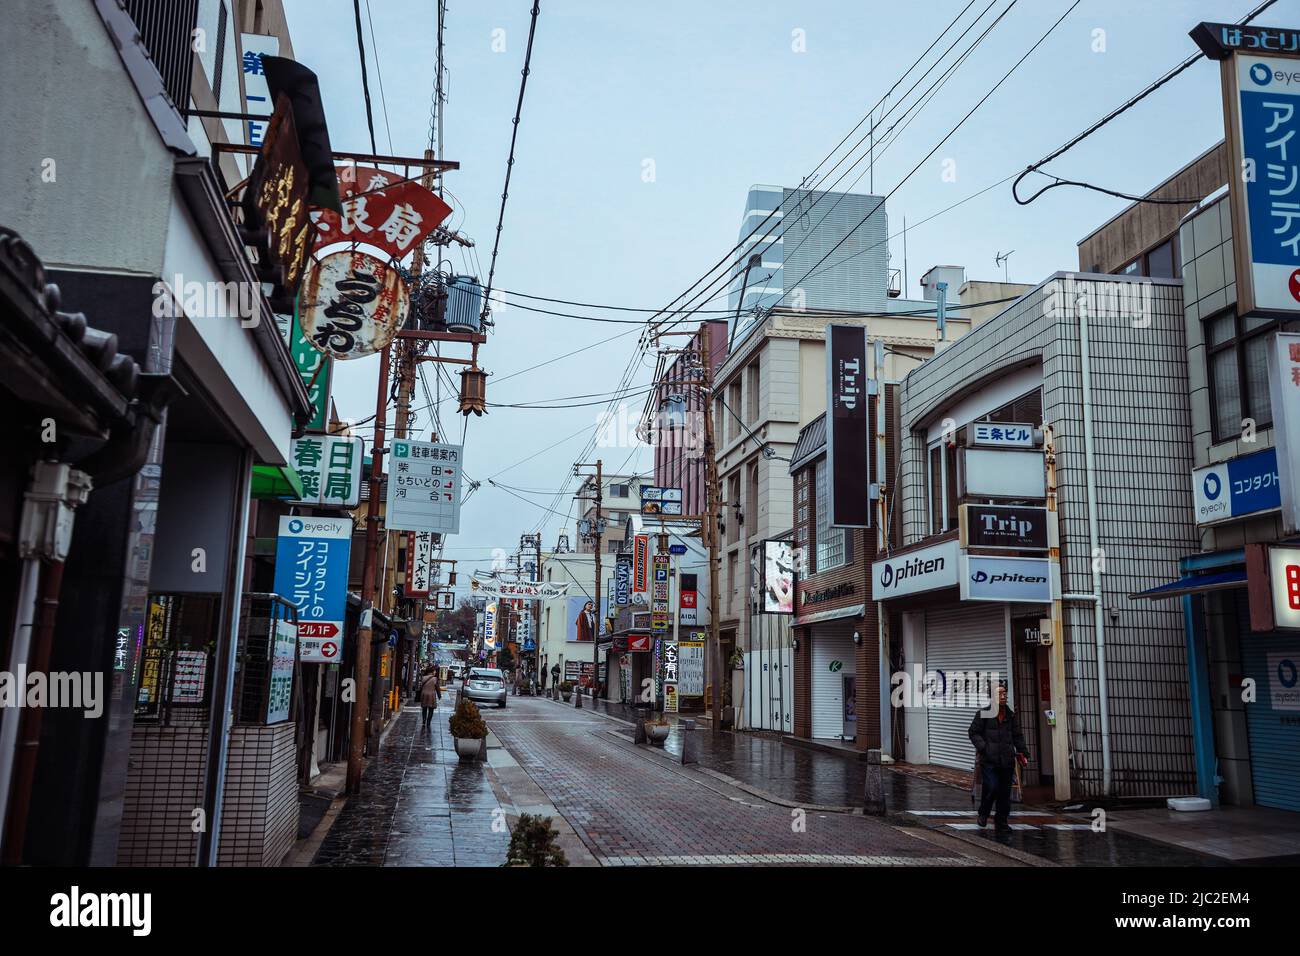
968;684;1029;831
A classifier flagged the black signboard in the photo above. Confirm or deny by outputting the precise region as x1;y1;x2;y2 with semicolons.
963;504;1049;550
1190;22;1300;61
826;324;870;528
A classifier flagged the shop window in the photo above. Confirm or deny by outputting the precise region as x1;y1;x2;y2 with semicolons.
135;593;220;723
1205;308;1278;442
926;439;959;535
814;458;847;571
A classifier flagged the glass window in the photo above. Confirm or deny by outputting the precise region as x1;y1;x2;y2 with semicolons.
928;444;943;535
814;459;846;571
1120;258;1142;276
1205;309;1277;441
1147;239;1177;279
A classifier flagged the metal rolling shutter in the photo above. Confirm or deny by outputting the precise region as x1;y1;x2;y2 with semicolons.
811;622;856;739
925;605;1008;770
1240;631;1300;812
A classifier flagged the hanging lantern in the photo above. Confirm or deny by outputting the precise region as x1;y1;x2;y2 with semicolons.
447;570;457;586
459;366;487;416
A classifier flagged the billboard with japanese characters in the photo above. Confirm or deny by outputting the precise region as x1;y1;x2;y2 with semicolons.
289;435;362;507
272;516;352;664
385;440;464;535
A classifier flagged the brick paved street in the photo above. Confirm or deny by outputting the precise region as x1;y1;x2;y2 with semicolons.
312;701;509;867
485;695;979;866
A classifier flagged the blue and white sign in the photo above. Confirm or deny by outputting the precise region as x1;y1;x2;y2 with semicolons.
273;516;352;663
669;543;688;555
960;555;1052;603
615;556;631;607
1192;447;1281;525
1229;54;1300;315
969;421;1035;448
239;34;279;149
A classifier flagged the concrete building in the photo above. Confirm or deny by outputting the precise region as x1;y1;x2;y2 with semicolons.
575;472;642;557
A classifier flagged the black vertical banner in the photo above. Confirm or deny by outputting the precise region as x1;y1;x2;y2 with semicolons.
826;324;870;528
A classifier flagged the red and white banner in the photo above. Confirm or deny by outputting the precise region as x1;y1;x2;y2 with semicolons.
633;535;649;593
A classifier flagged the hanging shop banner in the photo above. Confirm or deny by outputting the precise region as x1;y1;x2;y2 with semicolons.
406;530;435;597
678;636;705;697
1267;332;1300;534
286;308;332;432
826;324;871;528
679;588;698;626
273;516;353;664
640;485;683;516
1192;446;1281;525
246;95;313;298
960;504;1049;551
300;250;409;360
1268;545;1300;630
615;555;632;607
386;439;463;535
484;602;497;649
470;577;569;601
633;535;650;593
239;34;280;148
762;539;795;614
1219;47;1300;317
267;616;297;724
311;164;453;259
289;435;363;507
959;554;1052;603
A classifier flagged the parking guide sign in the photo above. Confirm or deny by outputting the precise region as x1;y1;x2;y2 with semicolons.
386;439;463;535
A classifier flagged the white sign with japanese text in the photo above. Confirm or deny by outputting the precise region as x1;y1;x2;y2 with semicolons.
386;440;463;535
969;422;1035;448
289;435;363;507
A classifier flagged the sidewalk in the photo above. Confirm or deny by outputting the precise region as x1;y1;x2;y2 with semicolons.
550;695;1228;866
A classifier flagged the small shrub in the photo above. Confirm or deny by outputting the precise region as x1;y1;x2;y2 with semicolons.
449;698;486;738
504;813;567;867
559;681;574;693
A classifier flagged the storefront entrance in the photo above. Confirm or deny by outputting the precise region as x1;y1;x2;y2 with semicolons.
1241;631;1300;812
810;622;856;740
924;605;1007;770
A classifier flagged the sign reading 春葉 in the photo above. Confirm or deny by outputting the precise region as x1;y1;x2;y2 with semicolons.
1192;447;1281;525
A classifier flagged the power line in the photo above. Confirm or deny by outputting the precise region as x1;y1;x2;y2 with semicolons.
351;0;378;153
362;0;394;152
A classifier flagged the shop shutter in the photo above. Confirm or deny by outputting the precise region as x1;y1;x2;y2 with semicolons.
811;622;856;739
1240;631;1300;812
925;605;1008;770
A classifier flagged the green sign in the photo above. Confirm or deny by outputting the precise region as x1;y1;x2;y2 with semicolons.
289;435;363;507
829;660;843;673
285;302;332;433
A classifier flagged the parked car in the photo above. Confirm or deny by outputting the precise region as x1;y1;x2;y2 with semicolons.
463;667;507;708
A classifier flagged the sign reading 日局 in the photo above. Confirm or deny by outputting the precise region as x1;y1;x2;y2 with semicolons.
273;516;352;664
290;435;363;507
1192;447;1281;525
386;440;464;535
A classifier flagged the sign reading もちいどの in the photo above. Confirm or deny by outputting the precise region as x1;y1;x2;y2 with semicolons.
385;440;463;535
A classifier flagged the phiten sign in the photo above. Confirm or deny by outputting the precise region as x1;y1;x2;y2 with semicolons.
872;539;959;600
300;250;409;360
826;324;871;528
960;555;1052;603
273;516;352;663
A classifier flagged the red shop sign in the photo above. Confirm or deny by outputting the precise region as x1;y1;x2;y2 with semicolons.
311;165;452;260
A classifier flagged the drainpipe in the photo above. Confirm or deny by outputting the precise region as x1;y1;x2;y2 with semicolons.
1076;293;1113;796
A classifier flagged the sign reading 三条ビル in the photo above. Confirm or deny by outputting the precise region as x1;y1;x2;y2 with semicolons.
1192;446;1281;525
1267;332;1300;534
273;516;352;664
289;435;362;507
1221;50;1300;317
386;440;463;535
968;422;1035;448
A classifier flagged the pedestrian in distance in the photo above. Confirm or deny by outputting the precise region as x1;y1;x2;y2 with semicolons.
418;667;442;730
967;684;1029;832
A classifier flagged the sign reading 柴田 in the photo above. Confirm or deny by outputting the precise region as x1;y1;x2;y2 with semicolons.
872;539;959;600
289;435;362;507
1221;50;1300;317
1192;447;1281;525
1267;332;1300;534
386;440;463;535
273;516;352;664
826;324;871;528
961;504;1049;551
968;422;1035;448
960;555;1052;603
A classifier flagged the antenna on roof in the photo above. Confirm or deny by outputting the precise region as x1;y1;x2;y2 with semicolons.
994;250;1015;283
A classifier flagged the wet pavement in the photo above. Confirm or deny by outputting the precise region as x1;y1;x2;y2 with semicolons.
485;695;983;866
558;695;1224;866
311;700;509;867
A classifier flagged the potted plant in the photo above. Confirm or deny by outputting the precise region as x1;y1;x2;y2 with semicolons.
559;680;574;702
503;813;568;867
448;698;487;761
644;714;671;745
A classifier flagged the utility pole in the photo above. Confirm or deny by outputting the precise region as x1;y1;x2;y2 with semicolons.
573;460;603;702
700;323;724;734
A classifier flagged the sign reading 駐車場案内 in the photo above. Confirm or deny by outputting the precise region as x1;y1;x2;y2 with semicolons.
1192;447;1281;526
385;440;463;536
289;435;362;507
273;516;352;664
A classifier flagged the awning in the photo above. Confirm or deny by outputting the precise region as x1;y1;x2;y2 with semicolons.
792;603;866;628
251;463;304;500
1129;569;1246;601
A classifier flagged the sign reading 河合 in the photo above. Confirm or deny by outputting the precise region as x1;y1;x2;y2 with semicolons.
961;504;1049;551
968;422;1035;448
826;324;871;528
961;448;1046;499
273;516;352;664
385;440;463;535
289;435;362;507
1267;332;1300;534
960;555;1052;603
1219;47;1300;317
640;486;683;516
872;539;959;600
1192;446;1281;525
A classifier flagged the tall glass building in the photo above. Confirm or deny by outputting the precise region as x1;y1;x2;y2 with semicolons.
728;185;890;343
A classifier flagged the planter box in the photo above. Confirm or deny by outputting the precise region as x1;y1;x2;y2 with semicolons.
645;723;670;745
454;736;483;761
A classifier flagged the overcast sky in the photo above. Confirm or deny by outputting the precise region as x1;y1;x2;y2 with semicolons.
282;0;1245;587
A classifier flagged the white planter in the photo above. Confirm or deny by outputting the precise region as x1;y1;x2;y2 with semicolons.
454;736;483;761
645;723;670;744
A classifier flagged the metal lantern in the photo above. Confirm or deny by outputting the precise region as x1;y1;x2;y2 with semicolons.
459;366;487;416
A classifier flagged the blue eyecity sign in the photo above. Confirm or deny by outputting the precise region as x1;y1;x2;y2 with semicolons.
1192;447;1282;525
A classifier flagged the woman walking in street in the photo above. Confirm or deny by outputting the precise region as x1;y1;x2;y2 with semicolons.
418;667;442;730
